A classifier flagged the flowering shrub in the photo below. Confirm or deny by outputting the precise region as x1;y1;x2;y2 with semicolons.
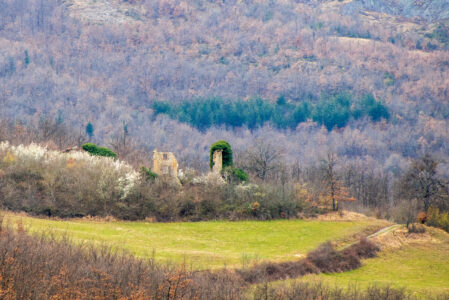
0;142;140;218
0;142;313;221
191;172;225;186
177;168;196;185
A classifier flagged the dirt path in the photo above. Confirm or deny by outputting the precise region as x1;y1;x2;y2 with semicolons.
367;224;402;239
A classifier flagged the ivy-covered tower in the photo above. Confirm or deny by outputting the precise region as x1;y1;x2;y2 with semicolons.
210;140;233;173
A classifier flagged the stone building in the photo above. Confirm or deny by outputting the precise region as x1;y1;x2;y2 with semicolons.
153;149;181;186
212;149;223;174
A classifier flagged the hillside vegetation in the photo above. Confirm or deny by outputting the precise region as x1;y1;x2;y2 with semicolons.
1;0;449;299
347;0;449;22
1;0;449;177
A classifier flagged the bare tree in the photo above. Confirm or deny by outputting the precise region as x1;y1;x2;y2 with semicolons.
398;154;447;212
241;138;284;181
321;153;355;211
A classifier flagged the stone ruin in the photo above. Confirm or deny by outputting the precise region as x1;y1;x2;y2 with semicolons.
153;149;181;186
212;149;223;174
152;147;226;186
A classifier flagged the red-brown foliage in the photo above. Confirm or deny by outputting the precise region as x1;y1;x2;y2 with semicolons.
238;238;379;284
0;222;243;299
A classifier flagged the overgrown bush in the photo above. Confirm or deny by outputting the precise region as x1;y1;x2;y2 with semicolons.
427;207;449;233
342;237;380;259
225;166;249;183
81;143;117;158
238;238;379;284
306;242;361;273
141;166;158;182
417;212;428;224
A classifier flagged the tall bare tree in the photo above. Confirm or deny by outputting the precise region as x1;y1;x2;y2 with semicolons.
321;153;355;211
398;154;447;212
241;138;284;181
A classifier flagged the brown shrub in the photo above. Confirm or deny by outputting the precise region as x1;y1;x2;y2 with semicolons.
306;241;361;273
236;259;319;284
0;227;244;299
237;238;379;284
342;237;380;259
253;281;419;300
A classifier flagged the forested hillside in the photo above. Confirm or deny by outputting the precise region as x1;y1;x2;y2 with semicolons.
347;0;449;21
1;0;449;177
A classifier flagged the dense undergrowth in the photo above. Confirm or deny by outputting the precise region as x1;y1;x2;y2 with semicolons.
0;142;316;220
1;140;449;229
427;207;449;233
0;220;243;299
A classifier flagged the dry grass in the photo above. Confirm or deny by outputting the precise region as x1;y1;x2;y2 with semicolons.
314;210;371;221
370;225;441;250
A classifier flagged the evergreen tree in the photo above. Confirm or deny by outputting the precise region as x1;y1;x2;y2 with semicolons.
24;50;30;67
85;122;94;138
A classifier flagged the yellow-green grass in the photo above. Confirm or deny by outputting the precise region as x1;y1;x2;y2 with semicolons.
299;228;449;297
3;213;388;270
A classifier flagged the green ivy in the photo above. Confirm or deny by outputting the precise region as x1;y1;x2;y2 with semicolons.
210;140;233;170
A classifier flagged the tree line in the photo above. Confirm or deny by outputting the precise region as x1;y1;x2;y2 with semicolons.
153;93;389;131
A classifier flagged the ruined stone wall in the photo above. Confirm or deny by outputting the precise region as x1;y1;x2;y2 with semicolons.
212;150;223;174
153;150;181;185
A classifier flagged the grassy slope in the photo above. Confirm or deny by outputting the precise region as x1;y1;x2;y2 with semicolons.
300;227;449;296
4;213;388;270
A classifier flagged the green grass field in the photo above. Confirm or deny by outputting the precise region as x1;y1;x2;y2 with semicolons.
300;228;449;296
4;213;388;269
4;213;449;296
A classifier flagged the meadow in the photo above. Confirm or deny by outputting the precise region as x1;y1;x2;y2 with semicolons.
299;227;449;297
4;213;388;270
3;212;449;297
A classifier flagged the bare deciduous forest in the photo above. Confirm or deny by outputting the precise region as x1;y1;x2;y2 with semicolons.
1;0;449;215
1;1;449;297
